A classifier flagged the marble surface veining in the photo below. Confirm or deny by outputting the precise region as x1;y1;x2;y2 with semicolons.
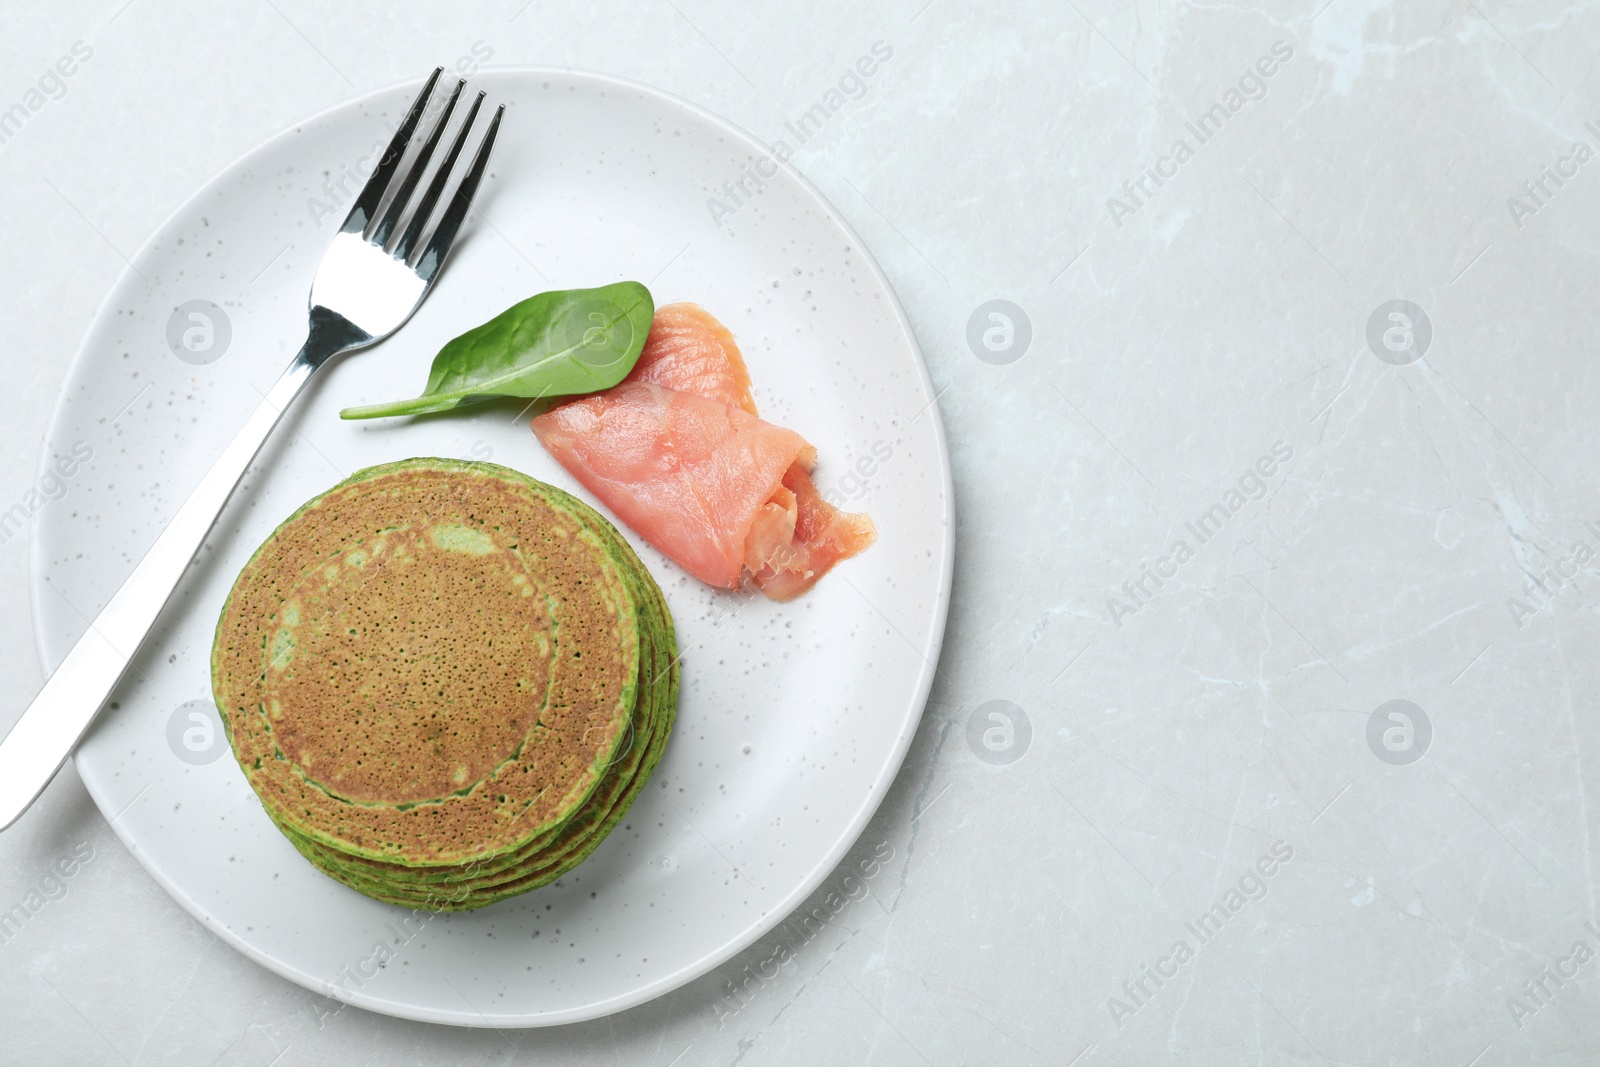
3;0;1600;1063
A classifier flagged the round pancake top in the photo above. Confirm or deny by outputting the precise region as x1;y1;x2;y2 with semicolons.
263;518;554;804
212;459;642;863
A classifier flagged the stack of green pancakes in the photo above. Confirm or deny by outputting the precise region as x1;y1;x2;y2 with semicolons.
210;458;677;911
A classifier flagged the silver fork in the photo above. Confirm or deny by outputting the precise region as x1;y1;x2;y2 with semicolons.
0;68;504;830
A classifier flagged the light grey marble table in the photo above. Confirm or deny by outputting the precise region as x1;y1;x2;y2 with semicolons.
2;1;1597;1064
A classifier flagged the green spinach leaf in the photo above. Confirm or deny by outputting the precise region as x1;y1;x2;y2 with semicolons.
340;281;654;419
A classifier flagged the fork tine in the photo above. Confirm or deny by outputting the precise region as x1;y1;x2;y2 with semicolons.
339;67;442;236
372;79;465;249
394;91;486;263
412;104;504;282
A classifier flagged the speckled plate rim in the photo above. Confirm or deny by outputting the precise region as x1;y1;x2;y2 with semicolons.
28;65;954;1027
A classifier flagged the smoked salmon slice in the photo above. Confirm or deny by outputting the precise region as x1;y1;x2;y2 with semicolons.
532;303;875;599
533;382;809;589
623;302;758;416
744;459;879;601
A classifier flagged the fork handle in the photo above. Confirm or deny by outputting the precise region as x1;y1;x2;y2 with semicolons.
0;350;321;830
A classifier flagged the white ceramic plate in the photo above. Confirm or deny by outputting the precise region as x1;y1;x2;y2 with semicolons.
29;69;951;1026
